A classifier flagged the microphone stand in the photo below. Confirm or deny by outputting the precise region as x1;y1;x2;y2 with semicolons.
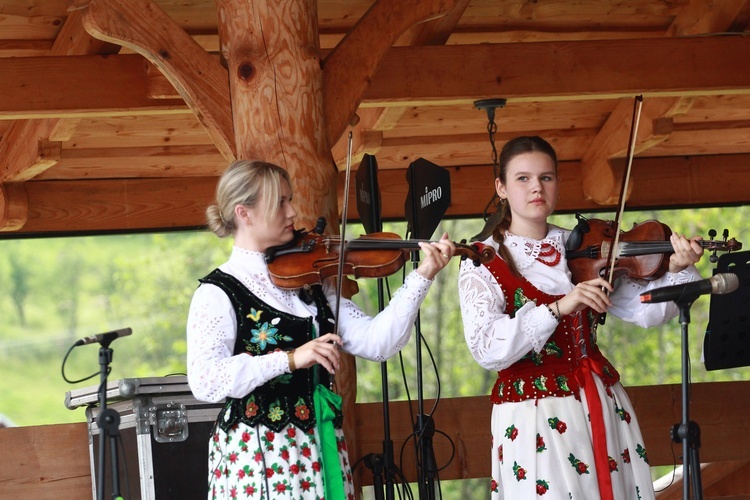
95;338;124;500
671;297;703;500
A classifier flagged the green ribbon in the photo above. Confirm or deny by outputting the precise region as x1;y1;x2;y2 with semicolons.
313;384;345;499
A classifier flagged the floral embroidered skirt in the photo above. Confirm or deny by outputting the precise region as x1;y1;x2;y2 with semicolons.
208;420;355;499
490;378;655;500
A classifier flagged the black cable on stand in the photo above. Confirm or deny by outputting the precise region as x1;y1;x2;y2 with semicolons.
61;327;132;500
356;154;401;499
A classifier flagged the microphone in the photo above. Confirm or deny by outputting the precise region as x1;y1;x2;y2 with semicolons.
640;273;739;304
74;327;133;346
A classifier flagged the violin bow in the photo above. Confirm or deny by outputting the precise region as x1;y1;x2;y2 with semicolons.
600;95;643;322
605;95;643;285
330;130;354;388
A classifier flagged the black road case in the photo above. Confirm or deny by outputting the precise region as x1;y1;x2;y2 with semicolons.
65;375;223;500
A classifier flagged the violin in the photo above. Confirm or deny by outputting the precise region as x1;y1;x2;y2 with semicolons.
565;214;742;284
265;228;496;289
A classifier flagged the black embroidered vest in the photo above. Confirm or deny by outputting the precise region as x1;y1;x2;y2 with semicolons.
476;247;620;404
199;269;343;432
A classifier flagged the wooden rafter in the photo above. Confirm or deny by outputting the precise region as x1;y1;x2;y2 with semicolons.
79;0;236;161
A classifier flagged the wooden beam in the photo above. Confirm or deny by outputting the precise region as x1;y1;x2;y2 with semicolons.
16;177;216;235
339;154;750;223
2;152;749;235
361;36;750;104
80;0;236;161
323;0;461;147
35;145;226;180
0;54;185;119
3;36;750;120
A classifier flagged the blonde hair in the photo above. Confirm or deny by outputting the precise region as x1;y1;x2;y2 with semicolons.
206;160;291;238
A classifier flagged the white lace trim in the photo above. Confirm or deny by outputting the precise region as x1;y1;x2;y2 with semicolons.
505;228;566;270
521;303;559;353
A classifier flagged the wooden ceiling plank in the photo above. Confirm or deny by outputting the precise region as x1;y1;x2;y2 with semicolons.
80;0;236;161
38;144;225;180
665;0;749;36
323;0;461;147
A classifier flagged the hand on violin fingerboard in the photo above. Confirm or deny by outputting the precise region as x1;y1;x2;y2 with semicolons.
668;233;704;273
415;232;456;280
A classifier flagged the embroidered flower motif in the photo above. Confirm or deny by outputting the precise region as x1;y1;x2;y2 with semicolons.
490;479;499;492
496;382;505;398
244;400;259;418
268;405;284;422
621;448;631;464
608;456;619;472
615;403;632;423
513;379;525;396
512;461;527;481
556;375;570;392
536;479;550;495
548;417;567;434
543;342;563;357
505;424;519;441
568;453;590;475
536;434;546;453
513;288;532;314
636;443;649;464
246;308;263;322
533;375;548;392
498;444;503;463
295;403;311;421
251;322;278;350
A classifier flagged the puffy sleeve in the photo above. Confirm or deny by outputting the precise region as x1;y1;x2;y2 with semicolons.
458;259;559;372
186;283;290;402
322;270;432;361
608;267;702;327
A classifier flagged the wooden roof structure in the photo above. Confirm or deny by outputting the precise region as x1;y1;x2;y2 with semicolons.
2;1;750;498
2;0;750;237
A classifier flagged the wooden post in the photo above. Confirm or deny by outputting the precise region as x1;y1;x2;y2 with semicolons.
214;0;360;482
215;0;339;229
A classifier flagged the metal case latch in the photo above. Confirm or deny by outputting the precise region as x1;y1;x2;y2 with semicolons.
135;397;189;443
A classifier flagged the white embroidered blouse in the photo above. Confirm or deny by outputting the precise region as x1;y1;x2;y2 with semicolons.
457;225;701;372
187;246;432;403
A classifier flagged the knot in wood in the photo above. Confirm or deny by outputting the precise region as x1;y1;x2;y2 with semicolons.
238;63;255;81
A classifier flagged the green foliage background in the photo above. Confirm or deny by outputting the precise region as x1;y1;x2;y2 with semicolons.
1;208;748;497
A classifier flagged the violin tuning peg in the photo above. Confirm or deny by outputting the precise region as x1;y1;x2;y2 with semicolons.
708;229;717;239
723;228;729;240
710;253;719;264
